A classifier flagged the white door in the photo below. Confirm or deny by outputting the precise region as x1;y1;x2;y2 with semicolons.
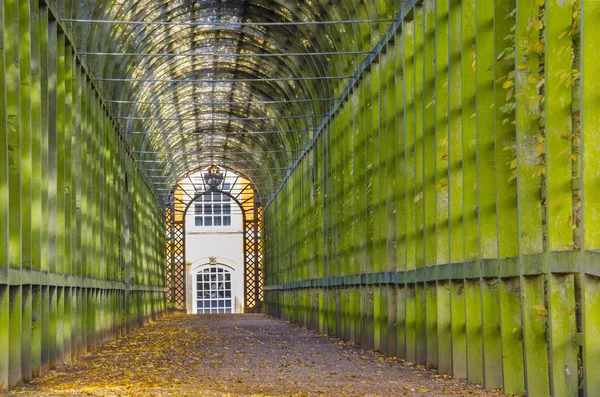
196;266;234;314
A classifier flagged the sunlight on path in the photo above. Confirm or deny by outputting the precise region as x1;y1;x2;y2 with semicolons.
5;314;505;396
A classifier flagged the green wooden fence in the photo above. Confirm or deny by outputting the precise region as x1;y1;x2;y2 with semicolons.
0;0;167;388
264;0;600;395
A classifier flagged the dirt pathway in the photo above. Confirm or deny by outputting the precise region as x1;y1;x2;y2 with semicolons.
6;314;505;396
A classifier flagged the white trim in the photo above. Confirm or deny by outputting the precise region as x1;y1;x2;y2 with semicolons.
191;263;237;314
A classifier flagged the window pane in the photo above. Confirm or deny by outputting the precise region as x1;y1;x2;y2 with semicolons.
195;216;203;226
204;204;212;215
213;192;221;201
214;217;222;226
204;217;212;226
223;183;231;191
195;203;202;214
214;204;222;215
203;193;211;202
223;216;231;226
223;204;231;214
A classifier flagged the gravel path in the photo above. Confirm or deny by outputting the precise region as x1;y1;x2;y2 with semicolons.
5;314;505;397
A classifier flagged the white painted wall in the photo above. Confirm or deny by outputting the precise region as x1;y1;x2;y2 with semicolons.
184;172;245;314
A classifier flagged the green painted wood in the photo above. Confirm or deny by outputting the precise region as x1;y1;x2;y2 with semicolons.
581;2;600;394
19;0;32;276
548;274;578;396
433;0;448;267
436;281;451;374
425;282;438;369
448;0;463;266
461;0;478;263
21;285;32;382
450;280;466;378
583;274;600;395
403;18;416;273
476;0;498;262
545;0;575;252
414;5;425;272
0;286;9;389
482;279;502;389
465;279;483;383
8;287;21;386
405;285;416;363
5;0;22;272
499;277;525;394
423;0;436;271
396;285;406;360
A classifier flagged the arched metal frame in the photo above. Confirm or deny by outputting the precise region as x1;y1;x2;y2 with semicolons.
165;167;263;312
55;0;399;204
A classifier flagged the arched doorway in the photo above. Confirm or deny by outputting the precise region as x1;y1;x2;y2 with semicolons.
165;166;264;313
192;264;235;314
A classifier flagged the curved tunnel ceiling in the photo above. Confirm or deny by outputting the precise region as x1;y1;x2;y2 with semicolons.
57;0;403;203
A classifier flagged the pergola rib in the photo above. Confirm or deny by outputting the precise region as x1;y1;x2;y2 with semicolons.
58;0;396;201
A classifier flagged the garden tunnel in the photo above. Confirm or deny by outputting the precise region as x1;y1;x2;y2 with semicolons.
1;0;600;395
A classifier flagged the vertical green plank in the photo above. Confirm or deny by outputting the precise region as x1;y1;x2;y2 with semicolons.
0;286;8;389
405;284;416;363
437;281;452;374
465;279;483;383
414;5;425;272
514;0;549;394
448;0;464;266
423;0;436;273
545;0;574;253
462;0;478;266
55;30;65;276
499;277;525;394
5;0;22;274
19;0;32;278
21;286;32;382
396;285;406;360
38;5;48;277
581;1;600;394
8;287;21;386
403;18;416;274
425;282;438;369
434;0;449;268
548;274;578;396
451;280;467;378
40;285;48;373
31;286;41;378
47;17;57;276
481;279;502;389
0;0;8;388
29;0;41;280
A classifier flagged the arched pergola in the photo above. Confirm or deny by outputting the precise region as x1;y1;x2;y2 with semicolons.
165;166;263;312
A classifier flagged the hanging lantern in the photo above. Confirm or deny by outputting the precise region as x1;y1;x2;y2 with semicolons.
203;165;224;190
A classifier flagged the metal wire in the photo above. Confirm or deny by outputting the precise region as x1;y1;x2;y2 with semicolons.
132;149;301;155
79;51;372;57
117;114;326;121
62;18;396;27
105;97;337;105
96;76;351;83
127;128;314;135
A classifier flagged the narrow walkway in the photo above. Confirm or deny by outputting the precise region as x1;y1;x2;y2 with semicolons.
7;314;504;396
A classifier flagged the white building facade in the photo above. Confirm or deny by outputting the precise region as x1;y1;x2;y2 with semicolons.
184;173;245;314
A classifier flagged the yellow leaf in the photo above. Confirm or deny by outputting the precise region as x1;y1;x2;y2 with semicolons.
535;0;544;5
533;304;548;316
518;64;529;70
535;144;544;156
502;80;515;89
510;159;517;169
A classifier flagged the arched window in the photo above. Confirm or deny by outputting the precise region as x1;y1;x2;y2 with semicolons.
194;266;234;314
